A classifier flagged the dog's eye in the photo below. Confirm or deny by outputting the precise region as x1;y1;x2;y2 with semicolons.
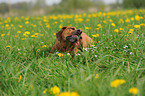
71;28;75;30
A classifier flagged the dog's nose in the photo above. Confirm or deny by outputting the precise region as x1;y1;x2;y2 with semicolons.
77;29;82;34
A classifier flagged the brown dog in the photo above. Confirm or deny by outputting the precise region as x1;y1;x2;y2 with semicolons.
50;26;93;59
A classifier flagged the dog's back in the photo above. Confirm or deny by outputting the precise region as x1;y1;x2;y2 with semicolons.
80;32;93;48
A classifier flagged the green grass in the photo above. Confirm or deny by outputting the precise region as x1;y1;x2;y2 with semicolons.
0;9;145;96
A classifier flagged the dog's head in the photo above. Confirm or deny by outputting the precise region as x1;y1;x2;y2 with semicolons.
56;26;82;43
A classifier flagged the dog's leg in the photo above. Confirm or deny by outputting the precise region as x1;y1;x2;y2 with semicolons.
70;46;78;60
50;45;56;53
71;52;75;60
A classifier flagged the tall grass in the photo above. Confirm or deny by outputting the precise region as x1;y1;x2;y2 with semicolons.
0;9;145;96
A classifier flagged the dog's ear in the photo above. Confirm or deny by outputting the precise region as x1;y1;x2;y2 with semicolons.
56;26;67;41
60;26;67;32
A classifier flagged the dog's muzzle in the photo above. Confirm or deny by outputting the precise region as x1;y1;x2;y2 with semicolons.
66;29;82;43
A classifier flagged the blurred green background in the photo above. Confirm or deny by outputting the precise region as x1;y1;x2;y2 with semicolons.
0;0;145;17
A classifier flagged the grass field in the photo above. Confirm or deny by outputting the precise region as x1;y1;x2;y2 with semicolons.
0;9;145;96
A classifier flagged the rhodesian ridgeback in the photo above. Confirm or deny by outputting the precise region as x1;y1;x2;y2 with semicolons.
50;26;93;59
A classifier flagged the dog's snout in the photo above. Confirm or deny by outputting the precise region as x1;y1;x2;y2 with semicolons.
77;29;82;34
77;29;80;31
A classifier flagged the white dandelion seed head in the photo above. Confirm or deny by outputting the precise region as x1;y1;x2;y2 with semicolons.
123;45;128;48
67;53;70;55
130;52;132;55
83;48;88;51
76;53;81;56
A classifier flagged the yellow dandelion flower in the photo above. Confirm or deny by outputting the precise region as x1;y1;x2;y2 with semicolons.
15;35;18;37
42;45;47;48
111;23;116;27
46;24;50;28
92;35;97;37
86;19;90;21
33;25;36;27
140;23;145;26
90;45;95;47
4;20;8;23
128;31;133;34
85;27;90;29
96;28;99;30
109;19;113;22
25;31;30;34
79;28;83;31
114;29;119;32
59;92;70;96
21;38;26;40
107;16;110;18
120;28;124;30
58;53;63;57
6;45;11;48
98;41;100;43
53;33;56;35
43;89;47;94
19;25;23;28
54;21;58;24
31;35;35;37
59;24;63;28
49;86;60;95
129;87;138;95
25;17;29;20
95;74;99;79
35;33;39;35
58;92;80;96
17;31;21;33
23;33;27;37
5;24;9;27
74;18;83;22
97;24;103;28
97;24;101;27
25;21;29;24
1;34;5;37
135;15;140;21
125;18;130;22
118;19;124;23
96;34;99;37
110;79;126;88
18;75;22;82
130;17;134;21
129;29;133;32
36;49;40;52
71;92;80;96
103;21;107;23
134;25;140;28
140;16;143;19
125;34;128;36
11;24;14;27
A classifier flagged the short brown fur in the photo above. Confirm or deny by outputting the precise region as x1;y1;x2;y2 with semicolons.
50;26;93;59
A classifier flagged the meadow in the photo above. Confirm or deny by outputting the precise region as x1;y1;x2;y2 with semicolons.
0;9;145;96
